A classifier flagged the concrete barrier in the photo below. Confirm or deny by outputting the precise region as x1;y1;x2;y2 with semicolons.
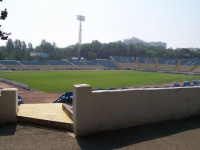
0;88;18;124
73;84;200;136
0;78;30;90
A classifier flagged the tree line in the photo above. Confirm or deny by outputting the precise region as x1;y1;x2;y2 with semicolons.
0;0;11;40
0;39;200;61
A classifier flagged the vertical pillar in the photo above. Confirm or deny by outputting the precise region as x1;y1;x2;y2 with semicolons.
0;88;18;124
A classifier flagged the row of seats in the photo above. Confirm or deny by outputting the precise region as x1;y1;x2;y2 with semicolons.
52;87;129;104
53;80;200;104
18;80;200;106
53;92;73;104
0;60;118;70
18;96;24;105
111;57;200;72
1;58;200;72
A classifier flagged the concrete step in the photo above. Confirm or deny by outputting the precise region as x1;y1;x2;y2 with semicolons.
17;103;73;131
62;103;73;120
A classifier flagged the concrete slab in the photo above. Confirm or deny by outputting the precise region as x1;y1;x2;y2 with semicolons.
62;104;73;120
17;103;73;130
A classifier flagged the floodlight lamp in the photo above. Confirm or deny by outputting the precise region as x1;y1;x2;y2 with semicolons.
77;15;85;21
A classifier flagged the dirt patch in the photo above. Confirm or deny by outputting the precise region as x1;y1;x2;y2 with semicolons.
0;82;61;104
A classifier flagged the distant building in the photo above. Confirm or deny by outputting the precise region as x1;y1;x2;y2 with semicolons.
30;52;49;58
71;57;84;61
188;48;199;51
124;37;167;48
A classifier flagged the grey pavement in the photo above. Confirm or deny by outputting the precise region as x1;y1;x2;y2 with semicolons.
0;115;200;150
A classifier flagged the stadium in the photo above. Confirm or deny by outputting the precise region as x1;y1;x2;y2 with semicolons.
1;55;200;148
1;49;200;148
1;57;200;148
1;0;200;148
1;56;200;74
1;56;200;92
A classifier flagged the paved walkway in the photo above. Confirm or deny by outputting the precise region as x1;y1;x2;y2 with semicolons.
1;115;200;150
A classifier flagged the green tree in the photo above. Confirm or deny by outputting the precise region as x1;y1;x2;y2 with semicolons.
28;42;33;50
87;52;97;61
14;39;22;60
0;46;6;59
5;39;14;53
0;0;11;40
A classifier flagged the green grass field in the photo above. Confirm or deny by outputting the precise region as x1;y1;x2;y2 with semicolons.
0;70;200;93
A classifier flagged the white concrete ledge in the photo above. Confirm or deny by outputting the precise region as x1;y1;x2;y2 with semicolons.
73;84;200;136
0;88;18;124
0;78;30;90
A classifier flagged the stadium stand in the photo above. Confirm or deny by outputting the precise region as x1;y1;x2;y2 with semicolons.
84;61;104;70
69;61;93;70
157;58;178;71
47;60;76;70
111;56;137;70
20;61;54;70
1;57;200;74
0;60;25;70
111;56;135;63
0;63;5;70
190;60;200;73
96;59;119;69
137;57;156;70
178;59;200;72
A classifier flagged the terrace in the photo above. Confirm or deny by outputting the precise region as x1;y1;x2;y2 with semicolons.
20;61;54;70
111;56;135;63
47;60;76;70
111;56;137;70
96;59;119;69
157;58;178;71
178;59;200;72
0;60;25;69
138;57;156;70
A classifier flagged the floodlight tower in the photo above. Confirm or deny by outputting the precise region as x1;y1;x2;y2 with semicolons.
77;15;85;61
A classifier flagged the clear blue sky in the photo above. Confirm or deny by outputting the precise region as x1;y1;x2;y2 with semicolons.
0;0;200;49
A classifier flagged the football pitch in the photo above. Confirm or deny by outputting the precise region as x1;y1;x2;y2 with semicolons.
0;70;200;93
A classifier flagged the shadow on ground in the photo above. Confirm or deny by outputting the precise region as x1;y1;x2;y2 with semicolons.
76;115;200;150
0;123;17;136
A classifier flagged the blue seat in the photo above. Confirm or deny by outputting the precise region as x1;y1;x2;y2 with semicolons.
53;92;73;104
65;92;73;104
183;81;191;87
144;86;150;88
154;86;161;88
173;82;180;87
194;80;200;86
94;88;105;91
53;95;65;103
65;91;73;97
163;86;170;88
107;87;117;90
18;96;24;105
120;87;128;89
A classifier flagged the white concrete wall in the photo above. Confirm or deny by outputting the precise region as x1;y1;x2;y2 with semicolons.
73;84;200;136
0;88;18;124
0;78;30;90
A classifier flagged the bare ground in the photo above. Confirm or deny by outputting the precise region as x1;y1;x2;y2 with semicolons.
0;81;61;103
1;116;200;150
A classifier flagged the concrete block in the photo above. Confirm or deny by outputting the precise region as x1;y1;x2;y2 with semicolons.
0;88;18;124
